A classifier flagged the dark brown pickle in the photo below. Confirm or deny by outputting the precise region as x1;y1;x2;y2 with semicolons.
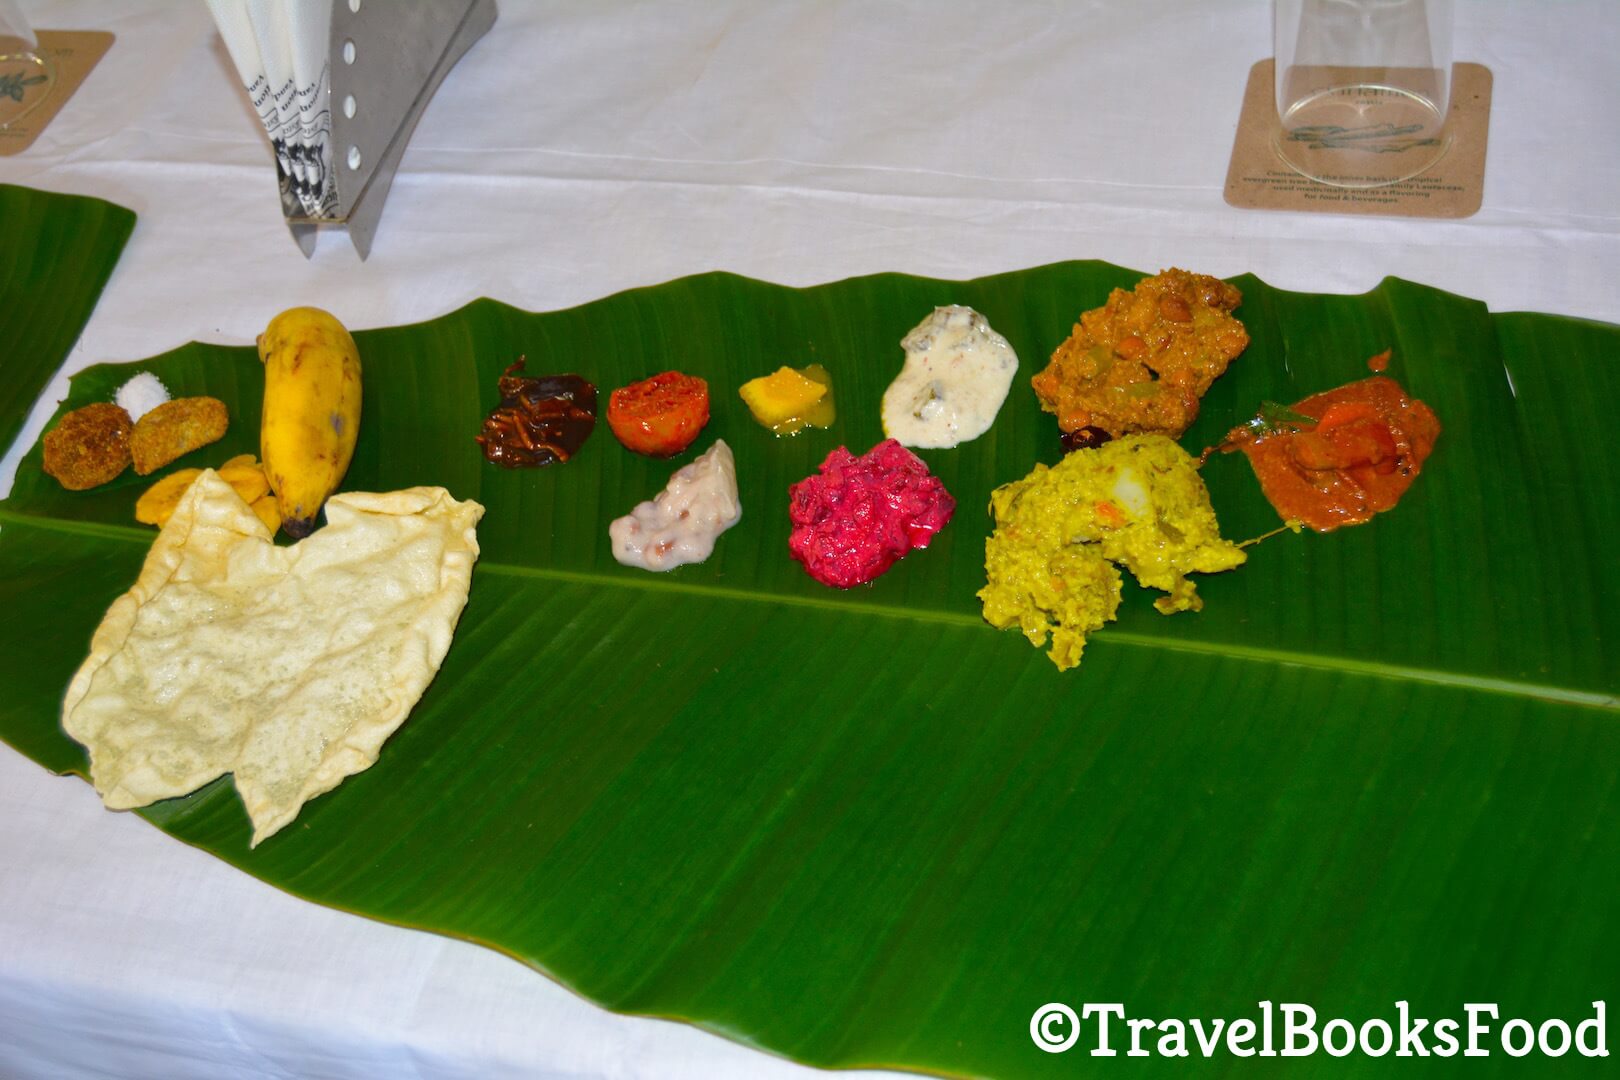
476;359;597;467
1060;425;1113;452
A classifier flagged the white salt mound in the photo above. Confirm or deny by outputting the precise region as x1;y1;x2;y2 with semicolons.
115;372;170;422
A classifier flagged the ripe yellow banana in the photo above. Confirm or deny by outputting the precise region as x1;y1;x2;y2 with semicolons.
257;307;362;538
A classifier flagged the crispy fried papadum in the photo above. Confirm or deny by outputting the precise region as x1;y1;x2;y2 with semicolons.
63;471;484;846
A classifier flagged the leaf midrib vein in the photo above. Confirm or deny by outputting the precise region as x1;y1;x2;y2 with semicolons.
2;507;1613;712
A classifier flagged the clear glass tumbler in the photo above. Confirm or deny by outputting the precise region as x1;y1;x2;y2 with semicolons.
0;0;56;132
1273;0;1453;188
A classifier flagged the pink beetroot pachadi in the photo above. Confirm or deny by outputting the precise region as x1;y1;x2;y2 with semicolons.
787;439;955;588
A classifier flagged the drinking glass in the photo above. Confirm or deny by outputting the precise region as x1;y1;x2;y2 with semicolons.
1273;0;1453;188
0;0;56;132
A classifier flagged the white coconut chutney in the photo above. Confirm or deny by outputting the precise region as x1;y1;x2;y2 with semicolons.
881;306;1019;449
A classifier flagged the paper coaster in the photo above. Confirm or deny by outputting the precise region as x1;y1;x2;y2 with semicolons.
0;30;115;157
1225;58;1491;219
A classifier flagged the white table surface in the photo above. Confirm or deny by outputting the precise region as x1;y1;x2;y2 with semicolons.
2;2;1617;1077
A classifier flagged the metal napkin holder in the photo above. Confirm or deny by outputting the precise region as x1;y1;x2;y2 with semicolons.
281;0;496;259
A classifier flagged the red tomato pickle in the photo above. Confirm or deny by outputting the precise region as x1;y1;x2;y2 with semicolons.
1222;374;1440;531
607;371;710;457
788;439;955;588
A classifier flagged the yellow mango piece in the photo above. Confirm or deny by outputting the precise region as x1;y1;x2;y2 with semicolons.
250;493;282;534
135;468;204;526
221;453;258;470
739;366;827;429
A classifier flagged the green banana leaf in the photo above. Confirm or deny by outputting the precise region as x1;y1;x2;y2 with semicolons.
0;184;135;459
1;262;1616;1078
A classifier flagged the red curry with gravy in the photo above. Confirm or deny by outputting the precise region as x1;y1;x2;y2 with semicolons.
1222;374;1440;532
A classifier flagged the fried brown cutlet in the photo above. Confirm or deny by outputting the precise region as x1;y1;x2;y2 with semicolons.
42;403;134;490
130;396;230;475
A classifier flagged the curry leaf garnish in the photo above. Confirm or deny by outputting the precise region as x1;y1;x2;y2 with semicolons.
1244;400;1316;436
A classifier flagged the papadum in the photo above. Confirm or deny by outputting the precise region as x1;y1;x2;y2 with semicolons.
62;470;484;846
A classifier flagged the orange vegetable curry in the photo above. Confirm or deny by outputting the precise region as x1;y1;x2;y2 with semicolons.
1222;373;1440;532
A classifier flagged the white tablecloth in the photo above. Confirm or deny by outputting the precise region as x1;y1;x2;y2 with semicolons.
3;2;1617;1077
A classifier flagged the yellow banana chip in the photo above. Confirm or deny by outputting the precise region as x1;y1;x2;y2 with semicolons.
136;459;273;528
217;462;271;505
134;468;204;526
249;493;281;534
